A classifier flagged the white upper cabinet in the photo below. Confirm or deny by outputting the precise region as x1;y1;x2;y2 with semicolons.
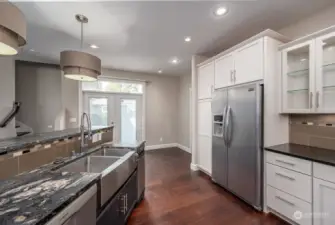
315;31;335;113
214;53;234;89
282;40;315;113
234;39;264;85
197;62;214;100
280;26;335;114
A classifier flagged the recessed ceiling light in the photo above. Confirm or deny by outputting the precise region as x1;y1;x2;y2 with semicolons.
158;69;163;74
184;36;191;42
90;44;99;49
170;58;179;64
215;7;228;16
29;49;35;52
300;58;307;62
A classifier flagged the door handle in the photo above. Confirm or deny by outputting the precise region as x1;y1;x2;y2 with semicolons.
310;92;313;109
234;69;237;83
316;91;320;108
275;195;295;206
225;106;232;147
230;70;234;83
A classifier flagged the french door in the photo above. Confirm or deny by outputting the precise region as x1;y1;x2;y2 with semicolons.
83;92;143;143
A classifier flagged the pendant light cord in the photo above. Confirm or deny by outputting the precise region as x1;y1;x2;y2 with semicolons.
80;21;83;50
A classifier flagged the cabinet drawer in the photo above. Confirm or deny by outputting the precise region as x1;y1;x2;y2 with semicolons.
266;163;312;202
267;186;312;225
313;162;335;183
266;151;312;175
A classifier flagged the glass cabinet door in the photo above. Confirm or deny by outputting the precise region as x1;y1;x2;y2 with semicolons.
316;32;335;113
282;41;315;113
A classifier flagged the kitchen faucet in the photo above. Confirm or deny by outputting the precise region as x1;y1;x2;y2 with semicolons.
80;112;92;153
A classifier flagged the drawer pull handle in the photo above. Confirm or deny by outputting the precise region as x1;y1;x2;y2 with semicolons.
275;172;295;181
275;159;295;166
275;195;295;206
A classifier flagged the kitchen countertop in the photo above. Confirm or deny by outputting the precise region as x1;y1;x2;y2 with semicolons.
265;143;335;167
0;126;113;155
0;170;100;225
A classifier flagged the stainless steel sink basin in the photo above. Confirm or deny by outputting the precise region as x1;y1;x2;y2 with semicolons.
91;148;132;157
58;149;138;207
57;156;120;173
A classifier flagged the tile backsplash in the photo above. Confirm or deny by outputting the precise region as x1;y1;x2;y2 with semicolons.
290;114;335;150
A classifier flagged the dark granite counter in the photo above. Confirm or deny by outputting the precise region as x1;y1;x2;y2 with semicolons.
0;126;113;155
265;143;335;167
0;170;100;225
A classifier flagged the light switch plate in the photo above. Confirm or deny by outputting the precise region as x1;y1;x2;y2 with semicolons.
70;117;77;123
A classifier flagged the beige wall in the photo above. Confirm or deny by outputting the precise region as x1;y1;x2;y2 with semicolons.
0;57;16;139
102;69;180;146
279;4;335;39
178;74;191;148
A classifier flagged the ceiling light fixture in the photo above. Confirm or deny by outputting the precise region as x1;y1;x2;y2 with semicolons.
60;14;101;82
184;36;191;42
158;69;162;74
29;49;35;52
0;2;27;56
170;58;179;64
215;7;228;16
90;44;99;49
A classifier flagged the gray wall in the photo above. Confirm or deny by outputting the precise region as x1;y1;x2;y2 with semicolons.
278;4;335;39
0;57;16;139
16;61;62;133
102;69;180;146
178;74;191;148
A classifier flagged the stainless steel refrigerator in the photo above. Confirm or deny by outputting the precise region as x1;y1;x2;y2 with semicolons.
212;81;263;210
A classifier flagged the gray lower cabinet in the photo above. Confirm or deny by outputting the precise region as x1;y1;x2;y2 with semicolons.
97;170;138;225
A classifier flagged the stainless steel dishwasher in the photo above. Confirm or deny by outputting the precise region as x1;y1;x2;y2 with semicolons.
45;185;97;225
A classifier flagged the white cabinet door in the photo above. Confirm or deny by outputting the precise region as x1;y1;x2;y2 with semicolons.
315;31;335;113
197;100;212;137
282;40;315;113
314;178;335;225
197;135;212;175
198;62;214;100
214;53;234;89
234;39;264;85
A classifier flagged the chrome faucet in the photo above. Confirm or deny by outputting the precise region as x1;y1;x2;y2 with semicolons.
80;112;92;153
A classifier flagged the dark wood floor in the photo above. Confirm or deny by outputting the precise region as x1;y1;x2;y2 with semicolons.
128;147;287;225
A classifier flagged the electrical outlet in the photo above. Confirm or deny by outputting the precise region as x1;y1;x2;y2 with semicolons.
160;137;163;142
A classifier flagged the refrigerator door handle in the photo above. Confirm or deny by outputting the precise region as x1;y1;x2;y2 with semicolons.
225;106;232;146
222;106;228;145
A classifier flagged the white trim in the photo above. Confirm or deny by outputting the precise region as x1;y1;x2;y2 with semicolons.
176;144;191;153
145;143;178;151
197;164;212;176
190;163;199;171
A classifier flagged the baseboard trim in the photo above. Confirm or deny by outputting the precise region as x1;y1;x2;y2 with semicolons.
145;143;191;153
176;144;191;153
145;143;178;151
197;165;212;176
190;163;198;171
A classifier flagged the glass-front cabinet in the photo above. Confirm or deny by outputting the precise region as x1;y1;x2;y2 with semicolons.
315;31;335;113
282;40;315;113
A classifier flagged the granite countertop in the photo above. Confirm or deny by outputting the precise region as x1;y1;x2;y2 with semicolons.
0;170;100;225
265;143;335;167
0;126;113;155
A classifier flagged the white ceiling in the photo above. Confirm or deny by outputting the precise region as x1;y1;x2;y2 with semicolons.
12;0;335;76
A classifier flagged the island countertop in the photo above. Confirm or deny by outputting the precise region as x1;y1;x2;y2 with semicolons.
0;126;113;155
0;170;100;225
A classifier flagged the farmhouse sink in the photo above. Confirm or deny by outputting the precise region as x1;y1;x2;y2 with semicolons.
91;148;132;157
58;149;137;207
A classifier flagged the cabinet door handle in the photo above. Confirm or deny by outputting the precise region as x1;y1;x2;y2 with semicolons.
316;91;320;108
310;92;313;109
275;159;295;166
230;70;233;82
234;70;237;83
275;172;295;181
275;195;295;206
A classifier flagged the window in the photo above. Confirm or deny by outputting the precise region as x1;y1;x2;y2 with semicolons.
82;80;143;94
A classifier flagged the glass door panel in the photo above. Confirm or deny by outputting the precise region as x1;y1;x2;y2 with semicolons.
316;33;335;112
121;99;136;144
88;97;108;129
283;41;314;112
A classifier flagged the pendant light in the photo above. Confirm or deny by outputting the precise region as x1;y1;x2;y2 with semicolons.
60;14;101;81
0;1;27;55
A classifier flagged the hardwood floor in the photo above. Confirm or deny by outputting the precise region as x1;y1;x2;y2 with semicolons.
128;147;288;225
